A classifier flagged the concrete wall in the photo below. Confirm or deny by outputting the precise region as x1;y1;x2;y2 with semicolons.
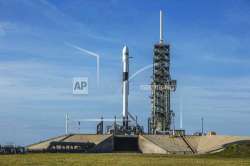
184;135;250;154
138;135;167;154
27;134;112;152
27;134;250;154
92;136;113;153
142;135;192;154
27;135;68;151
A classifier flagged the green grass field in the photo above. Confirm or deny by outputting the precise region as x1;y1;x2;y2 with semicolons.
0;153;250;166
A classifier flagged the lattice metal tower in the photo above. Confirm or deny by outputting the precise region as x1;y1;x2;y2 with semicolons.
149;10;176;134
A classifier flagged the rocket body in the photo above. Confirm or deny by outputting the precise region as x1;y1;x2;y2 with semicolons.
122;46;129;128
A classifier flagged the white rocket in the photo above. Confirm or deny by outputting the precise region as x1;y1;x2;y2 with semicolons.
122;45;129;128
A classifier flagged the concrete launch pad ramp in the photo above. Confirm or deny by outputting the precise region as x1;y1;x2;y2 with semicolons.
63;134;111;144
138;135;167;154
139;135;250;154
27;135;69;151
185;135;250;154
27;134;112;152
27;134;250;154
140;135;192;154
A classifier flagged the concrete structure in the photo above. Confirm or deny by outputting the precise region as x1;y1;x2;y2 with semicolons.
185;135;250;154
138;135;167;154
142;135;192;154
27;134;250;154
27;134;112;153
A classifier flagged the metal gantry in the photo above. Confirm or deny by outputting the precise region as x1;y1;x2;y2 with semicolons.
149;11;176;134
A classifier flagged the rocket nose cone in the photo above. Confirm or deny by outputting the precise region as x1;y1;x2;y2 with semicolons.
122;45;129;55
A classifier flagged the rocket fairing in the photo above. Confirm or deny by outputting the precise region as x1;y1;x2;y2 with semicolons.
122;45;129;129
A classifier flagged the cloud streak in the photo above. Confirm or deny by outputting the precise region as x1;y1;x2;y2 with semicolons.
65;42;100;86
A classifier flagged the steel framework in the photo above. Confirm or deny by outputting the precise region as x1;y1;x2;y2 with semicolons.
149;11;176;134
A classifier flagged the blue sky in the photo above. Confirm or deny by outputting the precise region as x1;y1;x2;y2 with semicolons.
0;0;250;145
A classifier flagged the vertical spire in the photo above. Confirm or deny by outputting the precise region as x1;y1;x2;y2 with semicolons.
65;113;68;134
160;10;164;44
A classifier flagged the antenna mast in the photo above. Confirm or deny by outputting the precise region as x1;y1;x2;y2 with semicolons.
160;10;164;44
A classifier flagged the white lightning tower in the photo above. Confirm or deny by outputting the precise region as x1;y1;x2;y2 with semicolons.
122;46;129;129
65;113;69;135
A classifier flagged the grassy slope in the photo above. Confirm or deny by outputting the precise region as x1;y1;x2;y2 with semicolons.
214;142;250;157
0;153;250;166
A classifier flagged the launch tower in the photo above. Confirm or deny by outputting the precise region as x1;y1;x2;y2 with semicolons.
149;11;176;134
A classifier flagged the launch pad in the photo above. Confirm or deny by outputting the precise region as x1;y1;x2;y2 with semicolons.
26;10;250;155
27;134;250;154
